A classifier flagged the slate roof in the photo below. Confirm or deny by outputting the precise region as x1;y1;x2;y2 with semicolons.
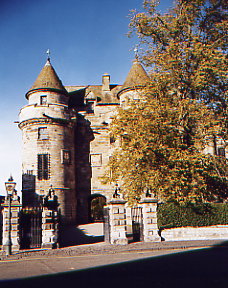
66;84;121;106
117;60;150;97
26;59;67;98
26;58;149;103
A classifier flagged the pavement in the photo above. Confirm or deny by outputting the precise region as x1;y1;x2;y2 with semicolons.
0;239;228;288
0;238;226;260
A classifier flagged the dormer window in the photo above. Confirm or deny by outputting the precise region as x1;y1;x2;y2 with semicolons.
87;100;95;114
40;95;47;105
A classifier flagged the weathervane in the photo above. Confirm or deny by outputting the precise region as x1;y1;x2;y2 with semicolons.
46;49;51;61
134;44;139;60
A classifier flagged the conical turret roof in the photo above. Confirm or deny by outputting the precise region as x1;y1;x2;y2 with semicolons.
117;60;150;97
26;58;67;98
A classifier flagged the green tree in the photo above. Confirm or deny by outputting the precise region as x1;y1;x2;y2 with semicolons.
102;0;228;204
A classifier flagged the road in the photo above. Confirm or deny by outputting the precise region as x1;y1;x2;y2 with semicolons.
0;248;191;280
0;243;227;288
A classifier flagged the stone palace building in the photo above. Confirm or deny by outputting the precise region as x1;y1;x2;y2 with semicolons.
18;56;150;224
18;55;227;226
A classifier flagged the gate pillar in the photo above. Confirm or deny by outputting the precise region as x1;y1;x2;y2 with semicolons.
41;208;59;248
107;199;128;245
2;196;22;252
41;187;59;248
140;198;160;242
103;206;110;243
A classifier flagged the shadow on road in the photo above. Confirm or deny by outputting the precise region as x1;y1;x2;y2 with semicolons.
59;225;104;247
1;241;228;288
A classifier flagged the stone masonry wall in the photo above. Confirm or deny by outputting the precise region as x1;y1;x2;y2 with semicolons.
19;90;77;223
85;104;119;201
161;225;228;241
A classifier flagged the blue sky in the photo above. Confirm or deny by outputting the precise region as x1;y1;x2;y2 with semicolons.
0;0;173;195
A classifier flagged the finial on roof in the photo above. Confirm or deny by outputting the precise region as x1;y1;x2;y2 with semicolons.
8;175;14;181
46;49;51;61
117;56;150;98
26;51;67;98
133;44;139;61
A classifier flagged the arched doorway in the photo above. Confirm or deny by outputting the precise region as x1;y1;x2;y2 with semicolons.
90;194;106;222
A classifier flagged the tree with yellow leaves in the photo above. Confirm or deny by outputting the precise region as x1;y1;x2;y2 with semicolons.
102;0;228;204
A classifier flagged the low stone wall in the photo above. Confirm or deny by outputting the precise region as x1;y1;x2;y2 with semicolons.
161;225;228;241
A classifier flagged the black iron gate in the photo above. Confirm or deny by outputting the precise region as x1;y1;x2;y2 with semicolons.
19;207;42;249
131;206;143;242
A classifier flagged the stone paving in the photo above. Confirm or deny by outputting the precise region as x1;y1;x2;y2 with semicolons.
0;239;226;261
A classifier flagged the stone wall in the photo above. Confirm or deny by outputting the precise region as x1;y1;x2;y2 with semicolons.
19;89;77;224
161;225;228;241
85;104;119;200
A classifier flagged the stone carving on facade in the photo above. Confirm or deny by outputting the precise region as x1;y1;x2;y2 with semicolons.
143;187;155;199
112;184;124;200
43;185;59;211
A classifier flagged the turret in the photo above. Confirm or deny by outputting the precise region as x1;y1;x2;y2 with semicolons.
19;57;77;224
117;59;150;107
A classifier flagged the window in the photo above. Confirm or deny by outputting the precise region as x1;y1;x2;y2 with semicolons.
38;127;48;140
110;136;115;144
87;101;94;114
40;95;47;105
90;154;102;167
218;147;226;157
37;154;50;180
61;150;71;164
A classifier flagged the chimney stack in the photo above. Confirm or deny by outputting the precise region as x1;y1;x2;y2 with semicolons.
102;74;110;91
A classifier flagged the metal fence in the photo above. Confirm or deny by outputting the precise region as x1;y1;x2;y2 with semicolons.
19;207;42;249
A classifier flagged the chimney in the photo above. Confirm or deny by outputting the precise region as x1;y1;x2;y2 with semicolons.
102;74;110;91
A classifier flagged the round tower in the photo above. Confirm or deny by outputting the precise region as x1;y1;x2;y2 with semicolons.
19;57;77;224
117;59;150;107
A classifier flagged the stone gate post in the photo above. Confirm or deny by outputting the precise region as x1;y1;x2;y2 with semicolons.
41;187;59;248
140;198;160;242
2;196;22;252
41;208;59;248
107;199;128;245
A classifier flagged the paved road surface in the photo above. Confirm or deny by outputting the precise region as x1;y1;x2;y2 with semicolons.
0;248;196;280
0;241;227;288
